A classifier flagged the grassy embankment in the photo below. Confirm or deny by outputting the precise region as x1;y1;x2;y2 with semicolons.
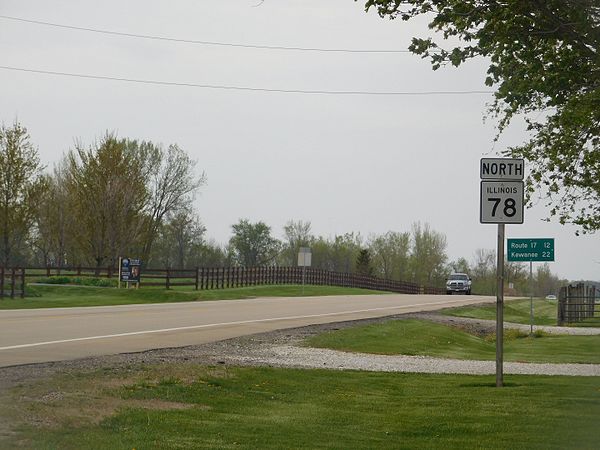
0;284;387;310
1;365;598;449
445;297;600;327
306;318;600;364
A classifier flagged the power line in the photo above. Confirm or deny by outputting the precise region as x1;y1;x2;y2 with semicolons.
0;65;494;96
0;14;413;54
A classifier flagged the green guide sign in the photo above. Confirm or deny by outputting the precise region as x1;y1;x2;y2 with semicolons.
507;238;554;262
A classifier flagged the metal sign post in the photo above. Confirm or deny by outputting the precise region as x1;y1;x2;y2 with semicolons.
298;247;312;295
496;224;505;387
480;158;525;388
530;260;533;335
507;238;555;335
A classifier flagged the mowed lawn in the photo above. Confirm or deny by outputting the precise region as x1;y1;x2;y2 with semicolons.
306;318;600;364
1;365;599;450
0;284;388;309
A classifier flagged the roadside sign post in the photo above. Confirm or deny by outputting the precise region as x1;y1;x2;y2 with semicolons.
507;238;555;334
298;247;312;295
496;224;505;386
480;158;525;388
119;257;142;289
530;260;533;335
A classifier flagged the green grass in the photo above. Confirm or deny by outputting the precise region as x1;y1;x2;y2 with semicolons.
444;298;559;325
0;284;387;309
2;365;599;450
445;297;600;327
306;319;600;364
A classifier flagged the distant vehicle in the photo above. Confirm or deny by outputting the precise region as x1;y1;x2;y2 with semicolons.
545;294;557;300
446;273;472;295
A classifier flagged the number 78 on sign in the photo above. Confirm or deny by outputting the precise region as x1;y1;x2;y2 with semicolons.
479;158;525;224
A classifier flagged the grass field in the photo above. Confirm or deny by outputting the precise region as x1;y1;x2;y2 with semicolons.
0;284;387;310
1;365;598;449
445;297;600;327
306;318;600;364
444;297;558;325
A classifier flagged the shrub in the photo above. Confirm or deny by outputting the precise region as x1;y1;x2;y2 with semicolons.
33;276;116;287
35;276;71;284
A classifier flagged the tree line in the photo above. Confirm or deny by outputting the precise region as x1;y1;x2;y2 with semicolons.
1;121;566;295
1;122;203;271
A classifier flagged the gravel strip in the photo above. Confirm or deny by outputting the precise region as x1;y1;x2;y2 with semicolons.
226;344;600;376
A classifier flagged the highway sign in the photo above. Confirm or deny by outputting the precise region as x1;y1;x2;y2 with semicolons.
480;158;524;180
507;238;554;262
297;247;312;267
479;157;526;388
480;180;524;224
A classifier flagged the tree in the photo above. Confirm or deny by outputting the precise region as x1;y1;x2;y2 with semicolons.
0;122;44;266
409;222;448;286
368;231;411;280
449;257;470;275
140;143;205;261
31;162;74;268
309;233;362;272
535;263;562;297
331;233;363;273
229;219;280;266
365;1;600;232
189;240;230;268
281;220;313;266
151;208;206;269
62;134;203;269
355;248;374;276
505;260;528;294
64;134;154;269
469;248;497;294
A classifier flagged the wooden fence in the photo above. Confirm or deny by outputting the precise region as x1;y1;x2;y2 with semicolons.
16;265;445;295
558;283;598;325
0;267;26;298
141;266;444;294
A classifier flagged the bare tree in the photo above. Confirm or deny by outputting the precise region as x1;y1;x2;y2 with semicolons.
0;121;44;266
282;220;313;266
141;144;206;261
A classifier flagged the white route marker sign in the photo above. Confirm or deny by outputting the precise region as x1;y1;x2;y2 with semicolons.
480;180;524;224
480;158;525;224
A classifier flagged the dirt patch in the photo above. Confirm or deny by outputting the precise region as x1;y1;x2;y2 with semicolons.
1;363;214;436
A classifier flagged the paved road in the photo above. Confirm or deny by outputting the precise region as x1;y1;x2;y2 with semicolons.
0;294;493;367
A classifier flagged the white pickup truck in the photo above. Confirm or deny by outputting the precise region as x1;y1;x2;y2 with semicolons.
446;273;472;295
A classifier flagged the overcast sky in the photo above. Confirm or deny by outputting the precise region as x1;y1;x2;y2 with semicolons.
1;0;598;281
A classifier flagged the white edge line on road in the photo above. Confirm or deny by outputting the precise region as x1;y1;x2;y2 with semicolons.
0;298;477;351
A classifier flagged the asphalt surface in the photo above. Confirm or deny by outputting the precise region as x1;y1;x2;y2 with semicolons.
0;294;494;367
